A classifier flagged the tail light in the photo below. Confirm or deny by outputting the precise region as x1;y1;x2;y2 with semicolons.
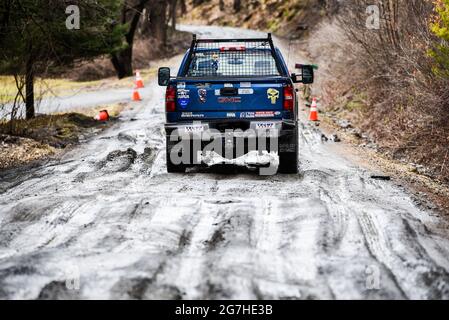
165;85;176;112
283;85;294;111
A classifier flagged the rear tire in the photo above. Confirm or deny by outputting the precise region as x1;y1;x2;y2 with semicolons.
166;158;187;173
279;152;298;174
278;127;299;174
166;138;187;173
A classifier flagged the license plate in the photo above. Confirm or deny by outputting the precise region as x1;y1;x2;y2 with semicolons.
254;122;276;130
183;125;205;133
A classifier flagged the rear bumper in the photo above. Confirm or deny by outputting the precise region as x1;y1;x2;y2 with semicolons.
165;119;297;163
164;119;296;136
166;110;294;123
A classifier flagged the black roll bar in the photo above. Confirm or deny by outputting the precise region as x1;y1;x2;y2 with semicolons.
180;33;285;77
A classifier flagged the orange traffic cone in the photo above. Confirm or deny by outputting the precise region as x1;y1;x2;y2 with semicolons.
135;70;144;88
132;87;141;101
309;98;319;122
94;110;109;121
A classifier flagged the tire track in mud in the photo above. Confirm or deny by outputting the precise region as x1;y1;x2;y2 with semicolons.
107;197;222;300
106;197;204;300
314;173;407;299
335;174;449;299
5;195;203;299
318;187;349;254
297;122;449;299
194;199;258;299
171;200;224;299
356;209;449;299
0;199;84;254
250;197;322;299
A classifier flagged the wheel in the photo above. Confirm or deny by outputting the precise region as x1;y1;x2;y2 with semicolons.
166;138;186;173
166;157;186;173
278;127;299;174
279;151;298;174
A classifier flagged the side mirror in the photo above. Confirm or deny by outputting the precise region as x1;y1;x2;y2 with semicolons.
294;64;315;84
301;65;314;84
158;67;170;86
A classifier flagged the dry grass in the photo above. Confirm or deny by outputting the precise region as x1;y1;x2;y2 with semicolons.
0;134;56;170
0;113;107;147
0;111;116;170
0;100;129;170
304;11;449;184
0;75;108;103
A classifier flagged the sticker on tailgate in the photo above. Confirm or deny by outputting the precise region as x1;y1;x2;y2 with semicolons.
177;89;190;108
267;88;280;104
238;88;254;95
181;112;205;118
240;112;275;118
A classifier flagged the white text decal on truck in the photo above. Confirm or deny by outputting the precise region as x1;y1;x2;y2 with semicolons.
238;88;254;95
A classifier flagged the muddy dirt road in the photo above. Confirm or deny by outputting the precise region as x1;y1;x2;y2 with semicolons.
1;26;449;300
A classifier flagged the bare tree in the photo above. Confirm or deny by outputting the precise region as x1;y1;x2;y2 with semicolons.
233;0;241;12
169;0;178;30
179;0;187;14
111;0;151;79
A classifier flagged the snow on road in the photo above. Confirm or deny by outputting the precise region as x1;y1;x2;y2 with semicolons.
0;25;449;300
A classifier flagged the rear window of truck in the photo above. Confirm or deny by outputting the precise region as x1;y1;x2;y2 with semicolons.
185;49;281;78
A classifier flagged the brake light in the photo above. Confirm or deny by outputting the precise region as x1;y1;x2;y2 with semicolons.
166;85;176;112
283;85;294;111
220;46;246;52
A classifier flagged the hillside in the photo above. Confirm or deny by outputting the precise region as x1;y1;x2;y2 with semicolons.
183;0;327;38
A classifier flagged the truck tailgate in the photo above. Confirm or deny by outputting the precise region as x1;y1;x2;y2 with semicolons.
176;80;285;112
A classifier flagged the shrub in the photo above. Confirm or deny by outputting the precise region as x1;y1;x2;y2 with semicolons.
430;0;449;77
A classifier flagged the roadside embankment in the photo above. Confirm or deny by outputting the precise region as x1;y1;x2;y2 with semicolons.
0;108;124;170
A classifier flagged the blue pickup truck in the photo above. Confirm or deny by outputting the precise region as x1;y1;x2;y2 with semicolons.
158;34;314;174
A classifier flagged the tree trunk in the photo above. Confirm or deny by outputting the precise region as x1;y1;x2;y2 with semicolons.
179;0;186;15
0;0;11;47
149;0;168;44
170;0;177;30
25;53;35;119
233;0;241;12
111;0;149;79
111;47;133;79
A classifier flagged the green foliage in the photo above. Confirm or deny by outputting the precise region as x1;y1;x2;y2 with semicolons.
0;0;125;74
430;0;449;77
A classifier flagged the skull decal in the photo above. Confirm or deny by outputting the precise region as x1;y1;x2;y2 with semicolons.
267;88;280;104
198;89;207;103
